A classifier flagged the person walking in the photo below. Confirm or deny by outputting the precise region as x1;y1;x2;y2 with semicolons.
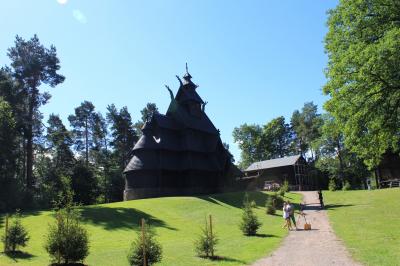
282;202;292;230
287;201;297;230
318;190;324;209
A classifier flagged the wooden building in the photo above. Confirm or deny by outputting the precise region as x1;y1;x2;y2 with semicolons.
240;155;313;191
375;152;400;188
123;66;241;200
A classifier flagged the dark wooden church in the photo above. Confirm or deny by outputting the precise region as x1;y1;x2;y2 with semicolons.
123;66;241;200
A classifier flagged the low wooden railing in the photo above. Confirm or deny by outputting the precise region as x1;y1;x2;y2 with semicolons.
380;179;400;188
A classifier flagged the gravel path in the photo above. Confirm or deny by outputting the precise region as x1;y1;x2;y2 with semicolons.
251;191;362;266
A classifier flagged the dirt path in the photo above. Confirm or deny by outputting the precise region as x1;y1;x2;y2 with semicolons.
251;191;362;266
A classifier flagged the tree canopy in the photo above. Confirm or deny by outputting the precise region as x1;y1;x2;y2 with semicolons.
324;0;400;168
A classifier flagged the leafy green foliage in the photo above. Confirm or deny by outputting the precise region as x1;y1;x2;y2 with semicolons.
233;124;264;169
194;217;218;258
265;196;276;215
280;180;289;195
0;98;21;211
262;116;294;159
328;178;337;192
2;211;29;252
71;161;98;205
68;101;101;165
270;193;284;209
127;221;162;266
342;181;351;191
134;103;159;136
291;102;323;160
45;207;89;264
233;117;295;169
239;194;261;236
324;0;400;168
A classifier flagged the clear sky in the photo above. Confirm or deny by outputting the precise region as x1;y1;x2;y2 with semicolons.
0;0;338;161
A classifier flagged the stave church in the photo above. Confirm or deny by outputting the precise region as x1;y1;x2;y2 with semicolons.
123;66;242;200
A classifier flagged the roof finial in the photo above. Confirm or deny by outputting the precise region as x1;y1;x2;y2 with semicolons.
186;62;189;74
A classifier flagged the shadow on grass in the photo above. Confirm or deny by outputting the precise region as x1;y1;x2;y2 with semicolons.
198;191;270;209
324;204;354;210
252;233;278;238
79;206;177;231
49;263;86;266
2;251;36;262
199;255;247;264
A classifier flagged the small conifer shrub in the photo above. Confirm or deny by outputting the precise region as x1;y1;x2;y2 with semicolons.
2;211;29;253
45;206;89;265
239;194;261;236
194;216;218;258
127;220;162;266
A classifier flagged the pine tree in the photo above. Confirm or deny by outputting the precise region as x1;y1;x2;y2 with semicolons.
239;194;261;236
7;35;65;190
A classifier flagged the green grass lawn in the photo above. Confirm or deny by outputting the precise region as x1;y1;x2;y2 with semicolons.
0;191;301;266
325;188;400;266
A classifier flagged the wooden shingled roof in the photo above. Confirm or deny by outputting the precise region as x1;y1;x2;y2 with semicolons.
124;67;232;174
245;155;303;172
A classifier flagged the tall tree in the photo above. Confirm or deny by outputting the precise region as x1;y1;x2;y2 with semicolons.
107;104;138;167
0;68;26;181
291;102;323;160
315;114;346;186
134;103;159;136
324;0;400;168
263;116;294;158
7;35;65;189
233;124;264;169
0;98;17;179
47;114;75;173
106;104;138;201
68;101;99;166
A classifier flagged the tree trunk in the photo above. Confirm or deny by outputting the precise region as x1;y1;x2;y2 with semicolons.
337;140;345;188
85;118;89;166
26;95;35;190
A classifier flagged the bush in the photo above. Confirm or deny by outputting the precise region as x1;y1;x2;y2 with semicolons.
270;192;284;209
1;211;29;252
239;194;261;236
250;200;257;208
277;180;289;197
265;196;276;215
194;216;218;258
45;207;89;265
342;181;351;191
329;178;337;191
127;221;162;266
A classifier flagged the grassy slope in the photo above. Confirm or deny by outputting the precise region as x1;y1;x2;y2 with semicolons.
325;189;400;266
0;191;301;266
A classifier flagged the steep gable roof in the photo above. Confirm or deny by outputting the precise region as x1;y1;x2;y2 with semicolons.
245;155;303;172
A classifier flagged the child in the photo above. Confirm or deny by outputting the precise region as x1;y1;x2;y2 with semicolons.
282;202;292;230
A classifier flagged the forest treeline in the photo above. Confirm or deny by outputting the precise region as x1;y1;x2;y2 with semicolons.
233;102;370;189
0;35;159;211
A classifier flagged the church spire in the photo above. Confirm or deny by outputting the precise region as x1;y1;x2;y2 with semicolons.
183;62;192;83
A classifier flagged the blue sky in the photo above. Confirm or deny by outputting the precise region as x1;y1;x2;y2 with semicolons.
0;0;338;161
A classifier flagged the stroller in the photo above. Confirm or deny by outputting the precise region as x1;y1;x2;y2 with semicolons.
297;203;312;230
